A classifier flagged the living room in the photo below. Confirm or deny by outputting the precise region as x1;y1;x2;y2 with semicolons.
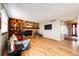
0;3;79;56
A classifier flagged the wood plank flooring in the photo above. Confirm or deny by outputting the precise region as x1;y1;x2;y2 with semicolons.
21;37;79;56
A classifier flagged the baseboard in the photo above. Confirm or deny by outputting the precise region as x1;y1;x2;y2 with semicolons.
43;37;61;41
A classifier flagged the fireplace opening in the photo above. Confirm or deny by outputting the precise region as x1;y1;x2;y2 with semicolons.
24;30;32;36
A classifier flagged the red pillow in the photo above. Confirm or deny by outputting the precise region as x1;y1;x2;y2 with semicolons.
17;35;23;41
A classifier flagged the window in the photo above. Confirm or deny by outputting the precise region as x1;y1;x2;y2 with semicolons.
72;25;75;35
1;9;8;33
72;23;77;36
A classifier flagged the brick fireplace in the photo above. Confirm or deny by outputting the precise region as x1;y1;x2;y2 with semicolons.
25;30;32;36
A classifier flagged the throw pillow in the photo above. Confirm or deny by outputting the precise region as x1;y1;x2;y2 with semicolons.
17;34;23;41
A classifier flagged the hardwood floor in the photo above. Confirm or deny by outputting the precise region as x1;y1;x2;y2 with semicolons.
21;37;79;56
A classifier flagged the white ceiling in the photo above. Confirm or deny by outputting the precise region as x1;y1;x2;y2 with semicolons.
3;3;79;23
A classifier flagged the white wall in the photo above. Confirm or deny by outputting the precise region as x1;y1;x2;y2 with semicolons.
0;30;2;55
0;3;2;56
0;4;8;55
39;20;61;41
77;17;79;46
60;21;68;40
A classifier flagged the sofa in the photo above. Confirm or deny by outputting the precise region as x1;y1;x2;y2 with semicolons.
8;32;30;56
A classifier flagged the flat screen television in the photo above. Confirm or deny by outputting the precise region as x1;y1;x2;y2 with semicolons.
44;24;52;30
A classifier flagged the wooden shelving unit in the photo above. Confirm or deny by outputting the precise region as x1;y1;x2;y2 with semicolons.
8;18;39;38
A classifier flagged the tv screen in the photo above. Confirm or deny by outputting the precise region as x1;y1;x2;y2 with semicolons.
44;24;52;30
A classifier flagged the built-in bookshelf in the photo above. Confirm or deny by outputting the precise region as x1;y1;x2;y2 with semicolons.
8;18;39;38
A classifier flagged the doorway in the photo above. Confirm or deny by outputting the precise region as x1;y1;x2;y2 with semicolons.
64;20;77;41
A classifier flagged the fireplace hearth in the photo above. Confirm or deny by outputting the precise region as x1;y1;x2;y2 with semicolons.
24;30;32;36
